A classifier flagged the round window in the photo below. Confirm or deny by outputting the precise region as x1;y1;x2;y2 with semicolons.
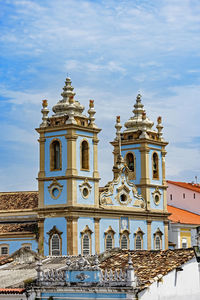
52;187;59;198
120;194;127;202
82;187;89;198
154;194;160;205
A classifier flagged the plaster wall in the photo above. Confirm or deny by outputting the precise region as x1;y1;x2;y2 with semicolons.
77;179;95;205
44;179;67;205
0;238;38;254
129;219;147;249
148;148;162;185
149;187;164;210
99;218;119;253
77;217;95;254
167;182;200;215
43;217;67;256
76;131;94;177
139;258;200;300
151;221;165;249
44;133;67;177
121;145;141;185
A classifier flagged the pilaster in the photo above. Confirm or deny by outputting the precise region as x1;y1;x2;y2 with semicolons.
38;218;44;255
66;216;78;255
164;220;169;250
140;144;150;209
94;217;100;253
147;220;152;250
65;131;78;176
92;135;100;178
38;134;46;178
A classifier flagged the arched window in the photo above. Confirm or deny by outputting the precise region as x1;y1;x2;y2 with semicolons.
152;152;159;179
51;234;60;256
50;140;61;171
82;234;90;256
104;226;115;251
47;226;63;256
134;227;144;250
121;234;128;249
135;235;142;250
155;236;161;250
81;140;89;170
81;225;93;255
154;228;163;250
126;153;135;172
106;234;113;250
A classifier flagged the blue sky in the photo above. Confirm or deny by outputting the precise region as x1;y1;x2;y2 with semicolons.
0;0;200;191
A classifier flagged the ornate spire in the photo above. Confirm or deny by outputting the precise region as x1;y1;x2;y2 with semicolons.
124;93;154;135
52;77;85;118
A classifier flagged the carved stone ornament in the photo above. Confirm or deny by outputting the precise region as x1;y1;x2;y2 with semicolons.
152;186;162;206
115;183;132;206
48;178;63;200
79;178;92;199
76;272;90;281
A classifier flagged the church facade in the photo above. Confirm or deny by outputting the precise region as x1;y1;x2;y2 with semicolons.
0;77;169;256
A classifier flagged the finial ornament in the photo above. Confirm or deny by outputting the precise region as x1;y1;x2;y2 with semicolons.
88;99;97;128
40;99;49;127
156;116;164;141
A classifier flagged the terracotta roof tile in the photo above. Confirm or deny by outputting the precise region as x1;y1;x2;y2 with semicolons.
100;248;195;288
0;288;25;294
0;191;38;210
167;180;200;193
0;223;38;234
167;205;200;224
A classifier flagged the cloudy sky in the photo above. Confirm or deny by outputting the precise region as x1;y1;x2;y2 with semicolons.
0;0;200;191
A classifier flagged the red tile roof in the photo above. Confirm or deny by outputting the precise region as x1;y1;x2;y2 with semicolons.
167;205;200;224
0;288;25;294
100;248;195;289
0;223;38;234
167;180;200;193
0;191;38;210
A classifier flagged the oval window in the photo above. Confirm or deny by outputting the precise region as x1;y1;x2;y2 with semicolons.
120;194;127;202
83;187;89;198
52;187;59;198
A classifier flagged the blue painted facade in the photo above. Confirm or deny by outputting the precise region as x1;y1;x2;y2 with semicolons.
151;220;165;249
130;219;147;250
78;217;95;254
99;218;119;253
0;238;38;254
44;217;67;256
41;292;127;299
44;179;67;206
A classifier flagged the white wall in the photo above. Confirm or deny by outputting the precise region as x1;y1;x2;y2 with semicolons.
139;258;200;300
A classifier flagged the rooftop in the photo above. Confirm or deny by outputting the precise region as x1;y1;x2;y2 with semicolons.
0;223;38;235
167;205;200;225
0;191;38;211
100;248;195;289
0;247;195;290
167;180;200;193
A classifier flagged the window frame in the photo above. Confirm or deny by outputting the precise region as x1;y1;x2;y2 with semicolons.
120;229;130;250
0;244;9;255
104;226;115;251
153;228;163;250
134;227;144;250
80;139;90;171
50;139;62;171
152;151;159;180
125;151;136;179
47;225;63;256
80;225;93;256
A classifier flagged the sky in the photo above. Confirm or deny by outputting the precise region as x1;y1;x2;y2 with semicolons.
0;0;200;191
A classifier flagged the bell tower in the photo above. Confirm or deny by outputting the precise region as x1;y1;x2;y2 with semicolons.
111;94;169;249
36;78;101;256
